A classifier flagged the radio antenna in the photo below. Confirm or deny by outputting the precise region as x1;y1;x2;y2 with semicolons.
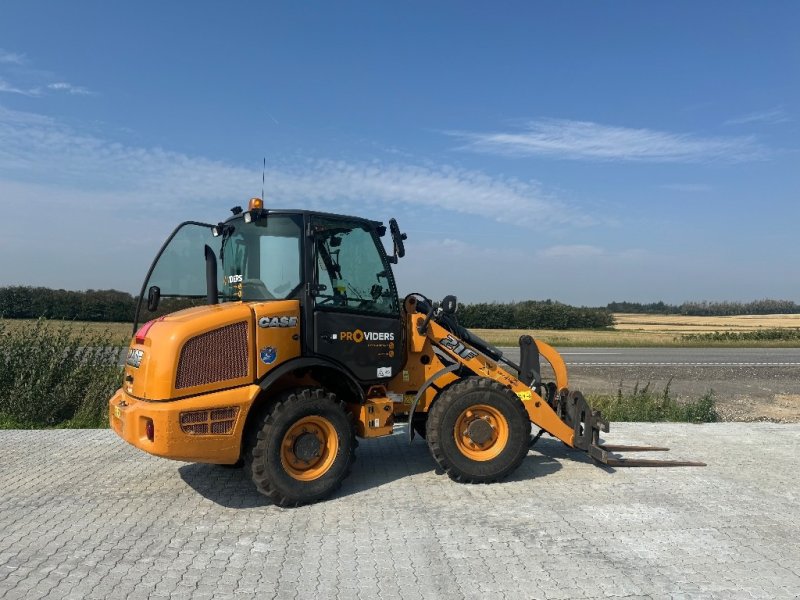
261;157;265;201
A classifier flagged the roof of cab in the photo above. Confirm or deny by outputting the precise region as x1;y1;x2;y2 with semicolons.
223;208;383;228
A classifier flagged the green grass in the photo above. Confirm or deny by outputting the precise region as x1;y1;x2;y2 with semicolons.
587;382;718;423
0;319;122;429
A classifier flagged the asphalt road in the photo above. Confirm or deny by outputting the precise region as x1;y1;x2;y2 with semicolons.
1;425;798;599
499;347;800;366
499;347;800;421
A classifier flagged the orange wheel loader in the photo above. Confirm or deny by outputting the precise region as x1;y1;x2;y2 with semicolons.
109;198;703;506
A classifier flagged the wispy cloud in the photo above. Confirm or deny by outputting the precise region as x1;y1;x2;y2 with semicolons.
724;107;790;126
661;183;712;193
0;105;590;229
447;118;766;163
0;49;25;65
0;78;39;97
47;82;92;95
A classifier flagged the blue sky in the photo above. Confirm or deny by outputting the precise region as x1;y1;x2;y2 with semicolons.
0;1;798;305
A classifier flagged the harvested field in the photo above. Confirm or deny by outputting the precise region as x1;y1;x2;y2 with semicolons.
0;319;131;342
473;313;800;347
613;312;800;332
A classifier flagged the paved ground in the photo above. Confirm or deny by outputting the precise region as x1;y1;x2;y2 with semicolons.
1;424;799;600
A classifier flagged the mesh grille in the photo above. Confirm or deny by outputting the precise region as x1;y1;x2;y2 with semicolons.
210;421;235;435
180;407;239;436
184;423;208;435
175;322;248;389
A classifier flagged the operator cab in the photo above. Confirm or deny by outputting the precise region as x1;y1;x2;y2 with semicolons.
135;200;407;384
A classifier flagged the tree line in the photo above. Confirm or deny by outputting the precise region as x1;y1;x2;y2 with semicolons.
606;299;800;316
0;286;200;323
457;300;613;330
1;286;797;328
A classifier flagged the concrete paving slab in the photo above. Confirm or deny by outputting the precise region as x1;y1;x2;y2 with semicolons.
0;423;798;599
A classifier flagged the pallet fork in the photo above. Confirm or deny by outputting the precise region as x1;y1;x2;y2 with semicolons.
559;390;707;467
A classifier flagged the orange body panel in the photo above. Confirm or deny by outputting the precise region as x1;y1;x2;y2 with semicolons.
109;384;259;464
126;303;255;401
252;300;302;380
113;300;302;464
349;398;394;438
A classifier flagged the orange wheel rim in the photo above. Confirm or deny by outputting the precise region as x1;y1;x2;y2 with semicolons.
454;404;509;461
280;415;339;481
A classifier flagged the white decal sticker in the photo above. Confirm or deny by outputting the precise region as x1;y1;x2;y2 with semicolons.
377;366;392;378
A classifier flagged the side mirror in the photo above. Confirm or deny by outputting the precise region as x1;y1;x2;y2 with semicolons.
388;218;407;264
441;295;458;315
147;285;161;312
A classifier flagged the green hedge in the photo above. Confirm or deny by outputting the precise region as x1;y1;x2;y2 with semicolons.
0;286;136;322
607;298;800;316
0;319;122;428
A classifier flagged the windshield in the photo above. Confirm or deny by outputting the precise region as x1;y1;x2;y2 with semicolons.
135;221;220;326
220;214;303;301
136;215;304;327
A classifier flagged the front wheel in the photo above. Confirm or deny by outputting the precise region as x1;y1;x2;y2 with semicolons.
249;388;356;506
427;377;530;483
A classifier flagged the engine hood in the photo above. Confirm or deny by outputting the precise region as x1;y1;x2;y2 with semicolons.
124;302;256;401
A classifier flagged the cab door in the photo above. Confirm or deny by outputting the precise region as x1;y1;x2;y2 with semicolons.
309;216;405;384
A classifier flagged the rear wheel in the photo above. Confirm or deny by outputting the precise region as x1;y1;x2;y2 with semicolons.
427;377;530;483
249;388;356;506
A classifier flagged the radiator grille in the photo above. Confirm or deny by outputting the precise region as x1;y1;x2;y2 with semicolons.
179;407;239;436
175;322;249;389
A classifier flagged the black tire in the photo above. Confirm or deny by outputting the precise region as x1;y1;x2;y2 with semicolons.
249;388;356;507
427;377;530;483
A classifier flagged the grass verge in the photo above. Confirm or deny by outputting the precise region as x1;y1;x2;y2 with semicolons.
683;328;800;343
587;383;718;423
0;319;124;429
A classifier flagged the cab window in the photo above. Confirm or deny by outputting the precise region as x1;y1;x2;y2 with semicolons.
312;218;398;315
221;215;303;301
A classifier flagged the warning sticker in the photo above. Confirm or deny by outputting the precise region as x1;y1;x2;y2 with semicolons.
516;390;532;401
377;366;392;378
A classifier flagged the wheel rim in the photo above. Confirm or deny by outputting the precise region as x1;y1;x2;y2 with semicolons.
280;415;339;481
453;404;509;461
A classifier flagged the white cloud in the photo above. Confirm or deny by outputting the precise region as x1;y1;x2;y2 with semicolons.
0;105;589;229
47;82;92;95
724;107;790;126
0;78;39;97
0;49;25;65
447;118;766;163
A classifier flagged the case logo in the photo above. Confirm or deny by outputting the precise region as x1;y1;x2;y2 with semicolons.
258;316;298;328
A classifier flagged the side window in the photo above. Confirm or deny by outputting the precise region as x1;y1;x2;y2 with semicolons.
313;219;398;315
260;235;301;297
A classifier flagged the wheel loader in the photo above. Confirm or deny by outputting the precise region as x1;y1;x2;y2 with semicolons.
109;198;703;506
